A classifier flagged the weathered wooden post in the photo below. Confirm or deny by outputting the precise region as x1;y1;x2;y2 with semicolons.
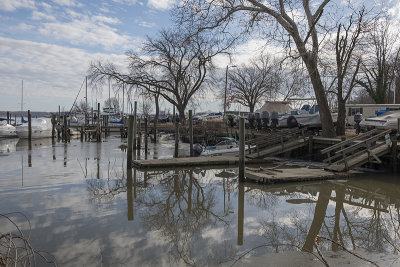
97;103;101;142
144;117;148;160
58;105;61;125
51;114;55;139
308;135;314;155
174;115;179;158
6;111;10;124
127;115;134;169
63;113;68;142
28;110;32;141
133;102;137;158
189;110;193;157
91;107;94;125
239;117;245;182
392;139;398;173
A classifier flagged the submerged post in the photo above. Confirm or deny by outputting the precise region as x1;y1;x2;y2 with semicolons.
239;117;245;182
127;115;134;169
189;110;193;157
28;110;32;141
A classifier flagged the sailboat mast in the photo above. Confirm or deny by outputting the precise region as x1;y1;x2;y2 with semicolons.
21;80;23;113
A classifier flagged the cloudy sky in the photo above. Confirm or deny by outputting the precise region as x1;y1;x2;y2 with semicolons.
0;0;175;112
0;0;399;113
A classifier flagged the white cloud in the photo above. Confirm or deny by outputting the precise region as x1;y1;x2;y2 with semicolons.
12;22;34;31
112;0;137;5
93;15;120;25
139;21;155;28
31;10;57;21
52;0;83;7
0;37;127;111
147;0;175;10
0;0;35;11
38;13;142;51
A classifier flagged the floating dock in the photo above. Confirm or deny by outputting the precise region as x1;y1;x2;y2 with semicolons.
245;167;348;183
132;156;264;169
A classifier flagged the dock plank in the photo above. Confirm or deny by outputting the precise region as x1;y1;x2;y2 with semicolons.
246;138;308;159
325;144;390;172
132;156;263;169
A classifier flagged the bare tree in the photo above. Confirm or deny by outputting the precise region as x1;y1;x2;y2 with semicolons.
277;63;311;101
175;0;339;137
104;97;120;113
329;7;367;135
229;54;279;112
72;100;90;114
357;19;400;104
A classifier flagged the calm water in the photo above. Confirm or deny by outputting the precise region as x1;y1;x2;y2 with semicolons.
0;136;400;266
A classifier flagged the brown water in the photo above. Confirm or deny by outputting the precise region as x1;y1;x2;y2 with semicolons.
0;136;399;266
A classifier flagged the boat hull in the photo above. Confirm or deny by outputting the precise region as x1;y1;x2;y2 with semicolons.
0;124;18;138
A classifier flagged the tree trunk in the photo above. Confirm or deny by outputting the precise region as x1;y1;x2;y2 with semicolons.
336;100;346;136
249;105;254;113
303;54;336;138
153;95;159;143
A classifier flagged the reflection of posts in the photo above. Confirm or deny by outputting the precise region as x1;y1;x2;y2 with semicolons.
64;142;68;167
302;185;332;252
127;168;134;221
237;183;244;246
188;170;193;214
28;140;32;167
239;117;245;182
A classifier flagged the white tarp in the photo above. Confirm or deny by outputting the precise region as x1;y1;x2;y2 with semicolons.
256;101;291;114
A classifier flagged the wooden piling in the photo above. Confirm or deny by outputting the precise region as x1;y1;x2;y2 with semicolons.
58;106;61;125
133;102;137;157
308;135;314;154
51;114;55;138
189;110;193;157
144;117;148;160
239;117;245;182
392;139;398;173
6;111;10;124
97;103;101;142
63;113;68;142
14;115;16;126
28;110;32;141
174;117;179;158
127;115;134;169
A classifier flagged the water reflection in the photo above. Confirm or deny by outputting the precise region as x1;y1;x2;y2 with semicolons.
1;137;400;266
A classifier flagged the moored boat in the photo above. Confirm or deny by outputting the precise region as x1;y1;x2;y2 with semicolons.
0;121;18;137
16;118;52;138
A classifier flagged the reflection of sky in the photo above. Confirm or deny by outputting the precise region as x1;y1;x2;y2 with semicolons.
0;136;400;266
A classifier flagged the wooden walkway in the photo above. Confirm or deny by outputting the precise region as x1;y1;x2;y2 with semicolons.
132;156;264;169
245;167;347;183
323;129;393;172
246;138;308;159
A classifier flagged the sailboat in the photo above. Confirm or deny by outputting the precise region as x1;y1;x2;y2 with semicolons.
0;120;17;137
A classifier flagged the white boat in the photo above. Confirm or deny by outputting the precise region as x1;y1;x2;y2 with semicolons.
16;118;53;138
0;121;18;137
195;137;254;156
278;105;338;128
359;111;400;130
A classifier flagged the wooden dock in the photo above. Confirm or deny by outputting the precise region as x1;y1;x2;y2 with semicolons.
132;156;264;169
245;167;347;183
